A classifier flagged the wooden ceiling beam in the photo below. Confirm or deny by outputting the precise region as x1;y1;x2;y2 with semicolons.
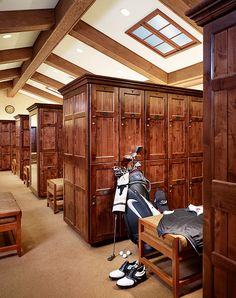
21;84;63;104
168;62;203;86
45;53;90;77
158;0;203;34
8;0;95;97
0;9;55;33
31;72;64;90
0;68;21;81
0;48;32;64
0;81;13;90
70;21;167;84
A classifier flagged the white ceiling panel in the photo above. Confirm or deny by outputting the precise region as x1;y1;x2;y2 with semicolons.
54;35;148;81
82;0;203;73
37;64;74;85
0;32;40;50
0;0;59;10
27;79;63;98
0;62;22;70
19;90;55;104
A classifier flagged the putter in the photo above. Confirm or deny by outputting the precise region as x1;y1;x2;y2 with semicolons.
107;214;117;261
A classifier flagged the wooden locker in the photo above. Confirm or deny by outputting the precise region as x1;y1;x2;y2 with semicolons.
90;85;119;163
168;94;188;159
145;91;167;160
188;157;203;206
168;158;188;210
119;88;144;160
0;120;15;171
27;103;63;197
145;159;168;201
14;115;30;180
189;96;203;157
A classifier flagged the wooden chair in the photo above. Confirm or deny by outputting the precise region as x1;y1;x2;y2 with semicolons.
139;215;202;298
11;159;16;175
23;165;30;187
47;178;64;214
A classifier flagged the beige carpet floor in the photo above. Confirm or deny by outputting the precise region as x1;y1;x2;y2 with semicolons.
0;171;202;298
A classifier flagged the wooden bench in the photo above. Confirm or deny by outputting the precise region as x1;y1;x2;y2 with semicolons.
139;215;202;298
11;159;16;175
0;192;22;256
23;165;30;187
47;178;64;214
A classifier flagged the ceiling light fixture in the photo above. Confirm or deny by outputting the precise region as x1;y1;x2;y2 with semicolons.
2;34;12;39
120;8;130;17
76;48;83;53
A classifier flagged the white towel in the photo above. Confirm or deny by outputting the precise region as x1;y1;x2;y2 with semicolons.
112;172;129;213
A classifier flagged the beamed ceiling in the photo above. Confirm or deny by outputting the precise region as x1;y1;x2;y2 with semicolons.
0;0;203;104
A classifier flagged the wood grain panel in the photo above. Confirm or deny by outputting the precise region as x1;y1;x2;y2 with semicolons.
75;188;88;241
214;30;228;78
64;182;74;226
228;88;236;182
91;85;118;163
168;94;187;158
188;157;203;205
168;158;187;209
120;88;144;160
228;26;236;74
64;119;73;155
145;91;167;160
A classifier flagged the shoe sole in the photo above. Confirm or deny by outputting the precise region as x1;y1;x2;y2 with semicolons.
116;276;147;289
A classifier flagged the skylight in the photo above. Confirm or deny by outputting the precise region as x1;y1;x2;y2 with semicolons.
126;9;200;58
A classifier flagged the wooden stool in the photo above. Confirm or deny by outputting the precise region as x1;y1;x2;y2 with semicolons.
47;178;64;214
11;159;16;175
23;166;30;187
0;192;22;257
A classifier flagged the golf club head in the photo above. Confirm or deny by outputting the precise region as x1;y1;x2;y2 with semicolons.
107;254;115;261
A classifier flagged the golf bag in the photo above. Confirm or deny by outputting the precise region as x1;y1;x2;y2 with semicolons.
124;169;160;244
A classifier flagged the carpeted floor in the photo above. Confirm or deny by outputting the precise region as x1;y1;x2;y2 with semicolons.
0;171;202;298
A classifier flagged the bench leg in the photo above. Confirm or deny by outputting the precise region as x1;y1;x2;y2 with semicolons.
172;238;180;298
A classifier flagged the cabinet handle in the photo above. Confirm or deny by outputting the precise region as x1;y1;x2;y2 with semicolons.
121;123;124;126
146;124;150;127
92;122;95;125
92;201;96;205
169;124;172;127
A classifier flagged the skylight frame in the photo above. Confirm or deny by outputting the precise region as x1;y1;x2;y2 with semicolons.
126;9;200;58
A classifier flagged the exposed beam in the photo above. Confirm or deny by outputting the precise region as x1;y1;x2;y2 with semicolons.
0;68;21;81
45;53;90;77
70;21;167;84
9;0;95;97
158;0;203;34
0;48;32;64
168;62;203;86
21;84;63;104
0;81;13;90
0;9;55;33
31;72;64;90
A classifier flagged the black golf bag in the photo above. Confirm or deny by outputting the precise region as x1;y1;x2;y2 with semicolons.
124;169;159;244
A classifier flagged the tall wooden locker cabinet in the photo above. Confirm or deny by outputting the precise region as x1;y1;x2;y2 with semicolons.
14;114;30;180
0;120;15;170
27;103;63;197
60;74;203;245
187;1;236;297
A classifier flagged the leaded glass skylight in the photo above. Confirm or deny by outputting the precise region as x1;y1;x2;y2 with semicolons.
126;9;200;57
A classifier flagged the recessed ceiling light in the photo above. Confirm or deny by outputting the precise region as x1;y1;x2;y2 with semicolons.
120;8;130;17
76;48;83;53
2;34;12;39
117;70;123;74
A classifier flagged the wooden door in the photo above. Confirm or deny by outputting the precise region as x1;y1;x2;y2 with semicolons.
145;91;167;160
187;3;236;297
189;96;203;157
168;158;187;210
90;84;119;163
168;94;188;159
188;157;203;206
90;163;118;243
15;119;21;176
120;88;144;160
145;159;168;201
11;122;16;161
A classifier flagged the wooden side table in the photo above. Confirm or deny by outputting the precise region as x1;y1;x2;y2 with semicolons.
47;178;64;214
11;159;16;175
23;165;30;187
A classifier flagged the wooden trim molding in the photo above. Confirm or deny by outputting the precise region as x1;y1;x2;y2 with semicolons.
0;81;13;90
0;68;21;81
0;48;32;64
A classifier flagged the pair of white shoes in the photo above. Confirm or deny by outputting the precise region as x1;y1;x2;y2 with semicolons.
109;260;147;288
